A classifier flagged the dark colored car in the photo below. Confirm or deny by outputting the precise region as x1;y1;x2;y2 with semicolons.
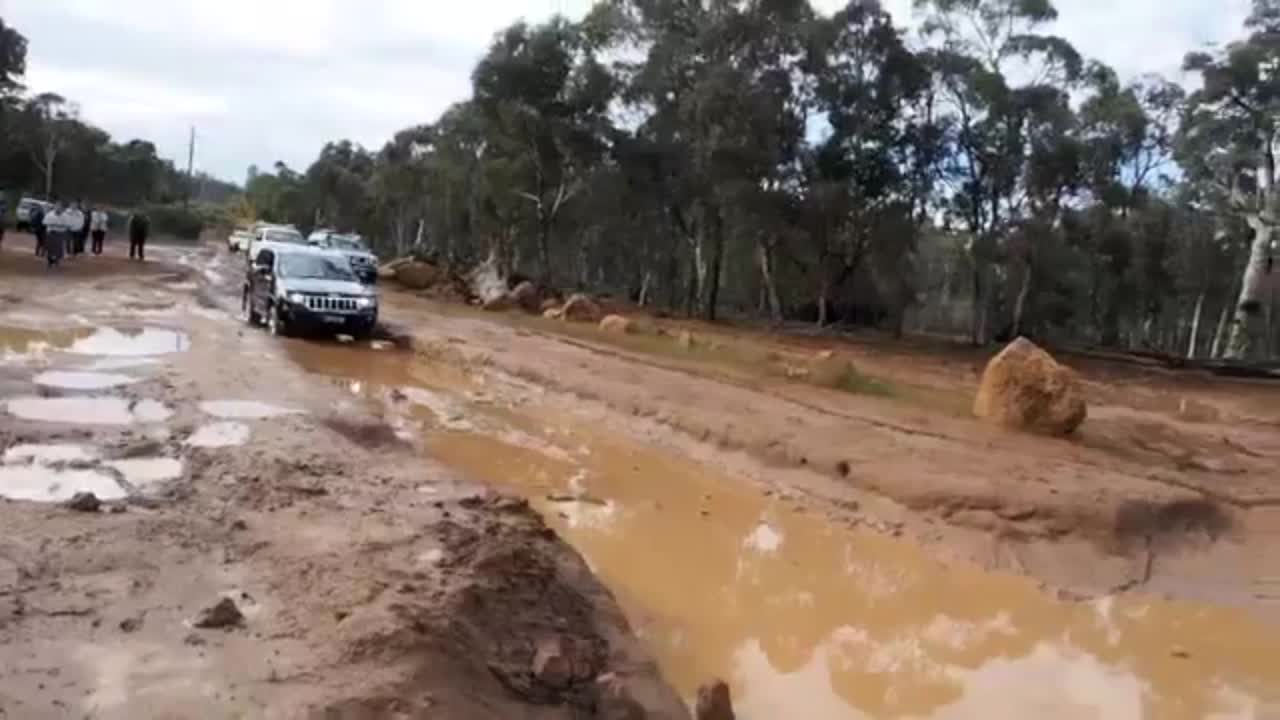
243;245;378;339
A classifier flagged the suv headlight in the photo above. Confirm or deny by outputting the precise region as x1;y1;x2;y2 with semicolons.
287;292;306;304
356;296;375;309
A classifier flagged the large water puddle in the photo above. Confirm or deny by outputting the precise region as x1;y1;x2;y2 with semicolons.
106;458;183;489
34;370;140;390
185;422;251;448
4;397;172;425
291;343;1280;718
0;465;126;502
3;443;98;465
66;327;190;356
0;325;94;362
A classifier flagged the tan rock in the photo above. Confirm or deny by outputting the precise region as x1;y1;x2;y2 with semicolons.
561;293;603;323
677;331;696;350
807;353;856;387
599;314;634;334
543;307;564;320
695;679;735;720
394;261;441;290
540;298;561;313
378;257;412;280
973;338;1087;435
510;281;539;312
481;293;513;312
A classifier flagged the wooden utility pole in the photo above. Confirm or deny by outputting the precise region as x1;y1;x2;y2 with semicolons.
184;126;196;208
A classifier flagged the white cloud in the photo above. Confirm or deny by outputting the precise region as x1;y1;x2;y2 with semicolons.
1;0;1254;182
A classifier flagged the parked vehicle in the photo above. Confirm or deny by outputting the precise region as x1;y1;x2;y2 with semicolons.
247;224;305;263
307;229;379;285
243;244;378;339
227;228;255;253
15;197;52;232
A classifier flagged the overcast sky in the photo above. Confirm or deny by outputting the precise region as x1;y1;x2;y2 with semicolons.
1;0;1251;184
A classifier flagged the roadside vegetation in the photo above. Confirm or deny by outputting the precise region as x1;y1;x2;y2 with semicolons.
239;0;1280;368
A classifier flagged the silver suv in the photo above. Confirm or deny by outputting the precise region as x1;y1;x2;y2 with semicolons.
15;197;52;232
307;229;378;285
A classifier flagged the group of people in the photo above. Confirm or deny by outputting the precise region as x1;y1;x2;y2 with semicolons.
25;200;150;267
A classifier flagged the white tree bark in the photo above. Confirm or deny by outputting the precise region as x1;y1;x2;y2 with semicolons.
1187;291;1206;359
1226;212;1274;359
756;238;782;324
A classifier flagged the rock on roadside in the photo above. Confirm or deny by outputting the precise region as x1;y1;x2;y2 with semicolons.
695;679;735;720
64;492;101;513
973;337;1087;435
482;293;513;312
193;597;245;630
600;315;634;334
510;281;540;312
561;294;603;323
392;261;441;290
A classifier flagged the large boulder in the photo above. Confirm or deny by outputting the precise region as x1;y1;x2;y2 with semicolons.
482;293;513;312
806;352;856;387
599;314;634;334
510;281;539;312
394;261;441;290
561;293;603;323
974;338;1087;435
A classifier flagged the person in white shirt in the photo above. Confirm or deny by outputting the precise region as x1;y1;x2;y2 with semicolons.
90;207;109;255
42;201;69;267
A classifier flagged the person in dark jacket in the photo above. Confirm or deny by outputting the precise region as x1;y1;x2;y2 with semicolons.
128;212;150;261
30;204;46;256
74;201;90;255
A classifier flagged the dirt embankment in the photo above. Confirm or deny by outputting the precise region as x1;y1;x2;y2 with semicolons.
379;290;1280;611
0;239;688;719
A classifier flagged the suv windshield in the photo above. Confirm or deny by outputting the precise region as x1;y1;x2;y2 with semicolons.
265;229;303;244
326;235;368;251
278;253;356;281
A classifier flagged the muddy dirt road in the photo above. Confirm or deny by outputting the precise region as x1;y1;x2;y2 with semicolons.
3;237;1280;719
0;239;685;719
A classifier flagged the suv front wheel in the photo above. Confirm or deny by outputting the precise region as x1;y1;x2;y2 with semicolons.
267;303;291;337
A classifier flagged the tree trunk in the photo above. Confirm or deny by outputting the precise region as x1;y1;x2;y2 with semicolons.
1187;291;1206;359
757;238;782;325
1011;259;1032;339
638;271;652;308
1226;215;1274;359
42;145;55;198
970;262;985;345
1211;296;1234;359
701;209;725;322
817;273;829;328
537;219;552;287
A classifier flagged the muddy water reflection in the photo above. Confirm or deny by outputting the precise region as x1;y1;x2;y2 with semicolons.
67;327;190;356
291;343;1280;719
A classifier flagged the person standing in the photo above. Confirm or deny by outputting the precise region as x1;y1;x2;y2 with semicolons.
90;207;108;254
30;203;46;256
75;201;90;255
62;202;85;259
43;200;68;267
128;211;150;261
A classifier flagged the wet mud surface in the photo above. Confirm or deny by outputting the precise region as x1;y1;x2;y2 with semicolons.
0;239;686;719
3;236;1280;718
289;338;1280;719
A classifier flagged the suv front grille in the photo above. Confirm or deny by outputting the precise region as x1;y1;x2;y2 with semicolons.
303;295;359;313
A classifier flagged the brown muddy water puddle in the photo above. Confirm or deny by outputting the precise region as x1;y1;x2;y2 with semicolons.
290;342;1280;719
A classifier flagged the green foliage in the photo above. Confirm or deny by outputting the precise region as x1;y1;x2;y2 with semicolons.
142;204;205;240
